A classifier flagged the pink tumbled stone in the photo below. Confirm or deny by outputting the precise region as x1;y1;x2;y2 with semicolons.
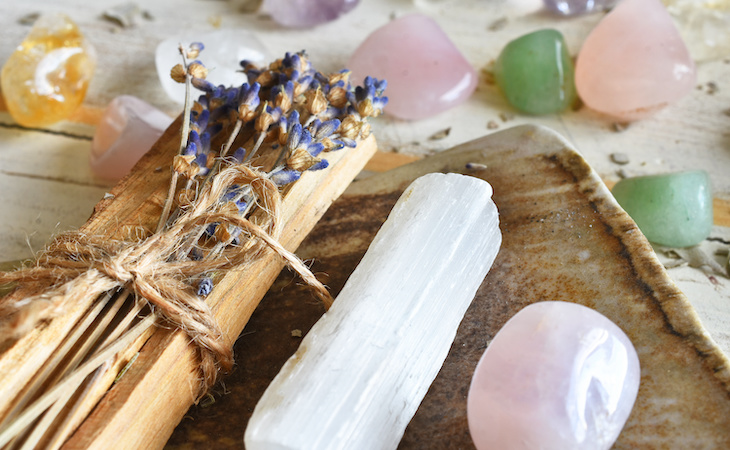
347;14;477;120
91;95;173;181
467;301;640;450
575;0;696;121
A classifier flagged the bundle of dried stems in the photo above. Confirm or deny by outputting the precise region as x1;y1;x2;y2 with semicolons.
0;46;384;449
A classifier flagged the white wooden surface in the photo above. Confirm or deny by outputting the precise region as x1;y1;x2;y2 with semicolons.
0;0;728;353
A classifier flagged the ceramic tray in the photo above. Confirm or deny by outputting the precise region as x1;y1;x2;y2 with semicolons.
167;125;730;449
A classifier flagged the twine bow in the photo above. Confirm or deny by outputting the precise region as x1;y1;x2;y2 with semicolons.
0;164;333;392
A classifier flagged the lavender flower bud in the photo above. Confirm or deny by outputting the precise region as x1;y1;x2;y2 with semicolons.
170;64;186;83
197;277;213;297
188;62;208;79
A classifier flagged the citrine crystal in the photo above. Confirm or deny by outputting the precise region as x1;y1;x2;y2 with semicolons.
1;14;96;127
494;29;577;115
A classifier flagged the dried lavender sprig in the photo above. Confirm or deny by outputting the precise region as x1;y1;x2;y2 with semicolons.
174;50;388;272
157;43;211;232
206;110;340;255
200;109;343;261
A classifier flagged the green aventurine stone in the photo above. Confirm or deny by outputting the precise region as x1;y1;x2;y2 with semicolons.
612;170;713;247
494;29;577;115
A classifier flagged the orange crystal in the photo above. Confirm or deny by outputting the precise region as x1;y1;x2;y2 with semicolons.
1;13;96;127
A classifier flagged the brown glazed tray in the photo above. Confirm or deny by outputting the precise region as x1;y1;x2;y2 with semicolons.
167;124;730;449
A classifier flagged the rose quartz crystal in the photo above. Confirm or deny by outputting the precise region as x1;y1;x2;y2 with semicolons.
467;301;640;450
347;14;477;120
91;95;173;181
575;0;696;121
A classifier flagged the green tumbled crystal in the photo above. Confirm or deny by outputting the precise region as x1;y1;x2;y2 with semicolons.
494;29;577;115
612;170;713;247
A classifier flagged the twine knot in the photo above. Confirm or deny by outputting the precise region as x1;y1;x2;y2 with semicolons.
0;165;333;394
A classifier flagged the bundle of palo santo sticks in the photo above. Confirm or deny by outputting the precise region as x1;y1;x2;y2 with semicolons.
0;46;385;449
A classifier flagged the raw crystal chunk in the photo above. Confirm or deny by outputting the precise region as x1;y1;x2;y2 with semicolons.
494;29;577;115
468;301;641;450
348;14;477;120
262;0;359;27
245;173;502;449
611;170;712;247
90;96;173;181
155;30;266;104
543;0;616;15
574;0;696;121
1;13;96;127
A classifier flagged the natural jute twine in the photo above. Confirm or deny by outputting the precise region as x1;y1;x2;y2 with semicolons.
0;164;333;393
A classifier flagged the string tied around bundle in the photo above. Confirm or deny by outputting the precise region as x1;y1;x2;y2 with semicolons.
0;164;333;394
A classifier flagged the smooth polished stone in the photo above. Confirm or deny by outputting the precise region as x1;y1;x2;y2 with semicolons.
90;96;173;180
1;13;96;127
246;173;501;450
543;0;616;15
468;301;641;450
348;14;477;120
575;0;696;121
612;170;712;247
262;0;359;27
495;29;577;115
155;30;266;104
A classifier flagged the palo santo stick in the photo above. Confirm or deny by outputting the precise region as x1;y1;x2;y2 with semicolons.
0;117;183;428
245;173;502;449
57;132;378;449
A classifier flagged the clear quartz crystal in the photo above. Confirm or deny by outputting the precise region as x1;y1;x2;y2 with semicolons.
155;30;266;104
245;173;502;450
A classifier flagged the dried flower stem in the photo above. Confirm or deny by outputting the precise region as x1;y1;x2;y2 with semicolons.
0;289;142;447
19;374;85;450
0;290;116;425
157;45;195;233
40;363;110;450
221;120;243;159
199;119;244;189
247;132;268;163
0;315;155;448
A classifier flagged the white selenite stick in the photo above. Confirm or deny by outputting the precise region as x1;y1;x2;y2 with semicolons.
244;172;502;450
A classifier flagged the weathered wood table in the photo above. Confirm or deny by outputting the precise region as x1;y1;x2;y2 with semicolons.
1;0;729;447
